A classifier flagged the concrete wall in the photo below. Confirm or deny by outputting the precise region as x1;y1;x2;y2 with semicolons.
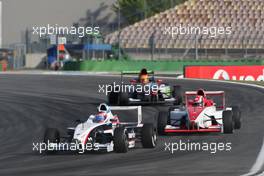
25;53;46;68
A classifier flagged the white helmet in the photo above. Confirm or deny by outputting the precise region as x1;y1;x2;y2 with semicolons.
97;103;110;113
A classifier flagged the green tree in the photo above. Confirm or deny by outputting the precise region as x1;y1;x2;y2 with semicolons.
113;0;187;25
113;0;145;25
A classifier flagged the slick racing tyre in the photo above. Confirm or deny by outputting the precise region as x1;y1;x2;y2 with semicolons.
223;111;233;134
43;128;60;154
231;106;241;129
108;91;119;105
157;111;168;135
44;128;60;144
172;85;183;105
114;127;128;153
141;124;157;148
118;92;129;106
108;84;119;105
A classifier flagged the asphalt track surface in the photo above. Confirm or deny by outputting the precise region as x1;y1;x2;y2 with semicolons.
0;74;263;176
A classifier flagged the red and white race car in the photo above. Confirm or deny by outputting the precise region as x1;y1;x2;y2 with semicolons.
157;89;241;134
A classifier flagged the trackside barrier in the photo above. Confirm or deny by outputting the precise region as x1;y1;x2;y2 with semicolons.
63;59;264;72
184;65;264;81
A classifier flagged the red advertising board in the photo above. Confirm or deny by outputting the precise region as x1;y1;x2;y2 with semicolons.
184;65;264;81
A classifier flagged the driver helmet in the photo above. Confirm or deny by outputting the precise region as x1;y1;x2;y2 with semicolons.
98;103;110;113
139;68;149;84
194;89;205;105
197;89;206;97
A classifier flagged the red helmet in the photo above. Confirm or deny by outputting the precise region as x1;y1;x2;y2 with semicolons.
197;89;206;97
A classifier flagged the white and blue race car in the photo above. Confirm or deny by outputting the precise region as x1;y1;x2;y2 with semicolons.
43;103;157;153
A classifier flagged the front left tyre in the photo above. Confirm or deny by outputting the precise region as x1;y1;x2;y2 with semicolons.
141;123;157;148
118;92;129;105
157;111;168;135
113;127;128;153
222;111;233;134
107;84;119;105
108;91;119;105
231;106;241;129
108;91;129;106
172;85;183;105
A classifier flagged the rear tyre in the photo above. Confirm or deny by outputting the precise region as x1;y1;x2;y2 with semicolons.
141;124;157;148
43;128;60;153
172;85;183;105
232;106;241;129
157;111;168;135
113;127;128;153
44;128;60;143
118;92;129;106
223;111;233;134
107;84;119;105
108;91;118;105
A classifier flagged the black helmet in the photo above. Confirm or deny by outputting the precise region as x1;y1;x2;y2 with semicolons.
140;68;147;75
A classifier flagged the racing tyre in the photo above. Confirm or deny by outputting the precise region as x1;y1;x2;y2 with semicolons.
67;128;75;142
223;111;233;134
157;111;168;135
43;128;60;154
114;127;128;153
108;91;119;105
172;85;183;105
141;124;157;148
231;106;241;129
107;84;119;105
118;92;129;106
44;128;60;144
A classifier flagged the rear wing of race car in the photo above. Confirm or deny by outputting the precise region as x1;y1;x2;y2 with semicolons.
185;91;225;95
109;106;142;125
121;71;154;75
185;91;225;109
121;71;154;82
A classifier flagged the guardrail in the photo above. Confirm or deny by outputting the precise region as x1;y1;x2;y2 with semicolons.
63;59;264;72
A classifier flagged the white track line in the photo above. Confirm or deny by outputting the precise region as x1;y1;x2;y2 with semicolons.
241;138;264;176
